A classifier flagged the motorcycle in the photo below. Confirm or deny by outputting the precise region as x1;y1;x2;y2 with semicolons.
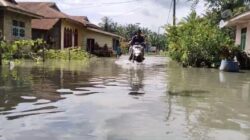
131;43;144;63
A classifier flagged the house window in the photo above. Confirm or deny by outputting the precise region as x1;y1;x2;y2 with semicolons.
12;20;25;38
64;28;74;48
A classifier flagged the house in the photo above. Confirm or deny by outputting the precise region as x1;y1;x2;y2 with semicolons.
18;2;86;50
69;16;122;54
18;2;122;53
0;0;41;42
225;11;250;52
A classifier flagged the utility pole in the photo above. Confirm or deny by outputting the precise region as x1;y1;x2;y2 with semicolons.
173;0;176;26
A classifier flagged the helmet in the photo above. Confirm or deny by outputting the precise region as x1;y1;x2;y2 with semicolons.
137;29;142;34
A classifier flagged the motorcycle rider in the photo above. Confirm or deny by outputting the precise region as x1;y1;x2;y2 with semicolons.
129;29;145;61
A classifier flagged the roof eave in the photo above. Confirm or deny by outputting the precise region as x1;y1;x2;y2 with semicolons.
225;11;250;27
63;18;87;27
87;27;123;39
224;19;250;27
5;7;43;19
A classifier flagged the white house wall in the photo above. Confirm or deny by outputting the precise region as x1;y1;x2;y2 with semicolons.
83;29;113;49
235;22;250;51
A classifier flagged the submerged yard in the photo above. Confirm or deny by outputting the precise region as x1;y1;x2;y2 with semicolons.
0;56;250;140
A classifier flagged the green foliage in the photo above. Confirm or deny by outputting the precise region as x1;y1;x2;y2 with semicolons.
167;11;236;67
0;39;46;60
191;0;250;22
45;48;89;60
0;39;89;61
148;32;167;51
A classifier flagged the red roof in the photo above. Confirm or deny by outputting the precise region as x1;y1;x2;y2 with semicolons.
18;2;122;38
18;2;85;30
32;18;59;30
18;2;67;18
0;0;42;18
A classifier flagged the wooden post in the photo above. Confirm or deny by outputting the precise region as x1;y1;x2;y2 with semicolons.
68;48;71;61
0;41;2;66
0;49;2;66
42;45;45;62
173;0;176;26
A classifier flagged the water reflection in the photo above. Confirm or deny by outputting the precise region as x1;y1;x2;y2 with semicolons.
166;62;250;139
0;57;250;139
0;60;92;117
128;65;145;96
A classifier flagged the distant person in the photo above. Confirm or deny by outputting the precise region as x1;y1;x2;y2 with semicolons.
116;43;122;58
128;29;145;61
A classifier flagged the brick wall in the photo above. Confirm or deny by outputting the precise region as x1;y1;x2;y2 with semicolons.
3;10;32;42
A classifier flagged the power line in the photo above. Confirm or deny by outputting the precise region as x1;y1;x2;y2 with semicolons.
57;0;144;9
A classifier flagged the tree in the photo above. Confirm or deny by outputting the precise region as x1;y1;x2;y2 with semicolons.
98;16;168;50
148;32;167;51
167;11;235;67
191;0;250;22
98;16;114;32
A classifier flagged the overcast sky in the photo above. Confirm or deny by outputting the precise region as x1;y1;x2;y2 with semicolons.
16;0;206;32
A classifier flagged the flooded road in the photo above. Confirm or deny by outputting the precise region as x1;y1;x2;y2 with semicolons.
0;56;250;140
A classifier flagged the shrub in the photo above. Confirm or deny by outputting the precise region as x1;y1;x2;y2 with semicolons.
45;48;89;60
0;39;46;60
0;39;89;61
166;11;235;67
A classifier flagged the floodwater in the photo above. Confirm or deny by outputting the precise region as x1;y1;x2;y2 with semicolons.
0;56;250;140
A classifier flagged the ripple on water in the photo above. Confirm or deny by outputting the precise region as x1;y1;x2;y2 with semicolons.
208;129;248;140
228;119;250;129
6;111;64;120
20;96;37;100
56;88;103;97
1;105;61;119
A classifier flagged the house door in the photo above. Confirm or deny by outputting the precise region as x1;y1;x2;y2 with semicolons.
241;28;247;51
112;39;117;51
87;39;95;53
112;39;120;51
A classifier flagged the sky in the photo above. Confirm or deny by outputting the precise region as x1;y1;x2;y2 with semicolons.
16;0;206;32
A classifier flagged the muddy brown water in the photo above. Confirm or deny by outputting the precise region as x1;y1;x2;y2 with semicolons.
0;56;250;140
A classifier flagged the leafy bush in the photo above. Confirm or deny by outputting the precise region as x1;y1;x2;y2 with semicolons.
166;11;236;67
0;39;89;61
45;48;89;60
0;39;46;60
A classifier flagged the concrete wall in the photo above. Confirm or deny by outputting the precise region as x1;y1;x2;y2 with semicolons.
3;10;32;42
32;21;61;49
235;22;250;51
83;29;113;50
60;19;84;50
